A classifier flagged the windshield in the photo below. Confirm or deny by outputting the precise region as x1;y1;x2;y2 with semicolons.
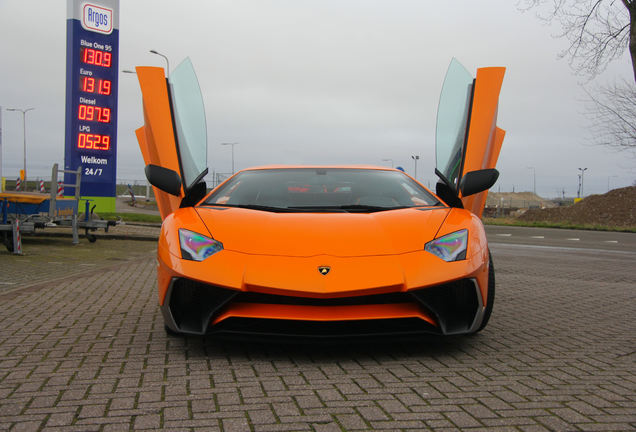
435;58;474;190
203;168;440;212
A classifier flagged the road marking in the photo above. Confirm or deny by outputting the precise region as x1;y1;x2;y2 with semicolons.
567;238;580;241
604;240;619;244
490;242;636;255
531;236;545;239
496;233;512;237
0;282;16;285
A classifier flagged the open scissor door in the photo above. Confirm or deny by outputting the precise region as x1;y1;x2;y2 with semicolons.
135;58;208;219
435;59;505;217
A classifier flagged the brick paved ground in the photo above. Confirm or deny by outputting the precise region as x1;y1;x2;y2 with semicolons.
0;233;634;431
0;233;157;292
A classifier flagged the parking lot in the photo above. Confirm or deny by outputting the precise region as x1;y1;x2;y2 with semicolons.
1;227;634;431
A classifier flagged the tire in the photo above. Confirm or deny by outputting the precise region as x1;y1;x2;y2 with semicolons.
2;232;14;253
164;324;182;337
474;250;495;333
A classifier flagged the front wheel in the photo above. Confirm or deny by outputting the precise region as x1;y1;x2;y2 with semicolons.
474;250;495;333
2;232;14;252
85;231;97;243
164;324;182;337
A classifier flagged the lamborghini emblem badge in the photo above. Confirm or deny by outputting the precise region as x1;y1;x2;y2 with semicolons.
318;266;331;275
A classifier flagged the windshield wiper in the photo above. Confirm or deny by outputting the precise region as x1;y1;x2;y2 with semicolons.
202;203;413;213
201;203;296;212
338;204;409;212
288;205;408;213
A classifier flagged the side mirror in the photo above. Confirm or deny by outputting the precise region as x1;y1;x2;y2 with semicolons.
436;180;463;208
145;164;182;196
459;169;499;197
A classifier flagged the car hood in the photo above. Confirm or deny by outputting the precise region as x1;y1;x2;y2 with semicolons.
195;206;450;257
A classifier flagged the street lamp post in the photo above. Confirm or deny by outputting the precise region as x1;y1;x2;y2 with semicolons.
121;69;149;198
527;166;536;195
7;107;35;187
221;142;238;174
149;50;170;76
0;107;3;188
411;155;420;180
381;158;394;168
578;167;588;198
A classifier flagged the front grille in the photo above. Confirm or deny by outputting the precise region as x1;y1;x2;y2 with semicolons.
211;317;437;338
235;290;411;306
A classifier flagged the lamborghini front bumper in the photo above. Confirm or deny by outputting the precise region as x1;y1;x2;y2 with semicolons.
161;276;485;337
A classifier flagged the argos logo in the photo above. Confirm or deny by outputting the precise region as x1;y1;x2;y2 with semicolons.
82;3;113;34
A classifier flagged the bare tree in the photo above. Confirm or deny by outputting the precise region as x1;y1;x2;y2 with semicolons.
520;1;636;153
585;80;636;151
519;1;635;82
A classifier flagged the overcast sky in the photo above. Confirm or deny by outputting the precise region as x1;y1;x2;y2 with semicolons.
0;0;634;197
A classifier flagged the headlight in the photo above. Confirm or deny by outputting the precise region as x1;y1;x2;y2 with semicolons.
179;229;223;261
425;229;468;262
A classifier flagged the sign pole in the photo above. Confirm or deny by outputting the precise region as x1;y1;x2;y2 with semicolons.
0;107;3;191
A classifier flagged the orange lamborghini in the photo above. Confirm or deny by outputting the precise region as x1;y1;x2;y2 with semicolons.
134;58;505;337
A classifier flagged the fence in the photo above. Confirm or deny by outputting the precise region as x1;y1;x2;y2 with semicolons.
2;178;155;201
484;197;573;218
3;178;57;193
115;179;153;198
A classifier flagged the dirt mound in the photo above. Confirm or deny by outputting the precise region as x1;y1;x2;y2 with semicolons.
517;186;636;228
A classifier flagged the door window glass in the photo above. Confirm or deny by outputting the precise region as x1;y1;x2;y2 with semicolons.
169;58;208;189
435;58;473;189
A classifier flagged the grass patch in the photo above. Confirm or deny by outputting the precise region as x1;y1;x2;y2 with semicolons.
98;212;162;224
483;217;636;233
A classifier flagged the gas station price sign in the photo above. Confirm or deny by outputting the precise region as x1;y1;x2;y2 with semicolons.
64;0;119;211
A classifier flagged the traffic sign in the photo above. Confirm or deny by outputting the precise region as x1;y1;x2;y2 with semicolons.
64;0;119;212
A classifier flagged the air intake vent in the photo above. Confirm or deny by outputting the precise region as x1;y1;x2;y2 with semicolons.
168;279;237;334
411;279;479;335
